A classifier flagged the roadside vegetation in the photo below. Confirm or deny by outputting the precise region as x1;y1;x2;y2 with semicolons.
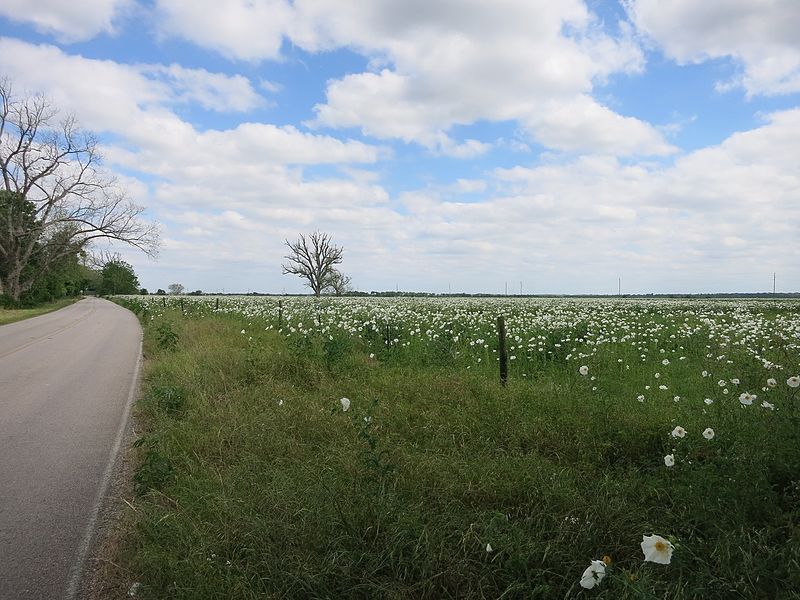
0;297;80;325
116;296;800;599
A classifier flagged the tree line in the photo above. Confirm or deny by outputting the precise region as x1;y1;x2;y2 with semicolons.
1;75;356;305
0;77;158;307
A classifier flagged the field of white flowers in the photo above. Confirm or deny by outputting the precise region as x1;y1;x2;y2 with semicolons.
119;295;800;598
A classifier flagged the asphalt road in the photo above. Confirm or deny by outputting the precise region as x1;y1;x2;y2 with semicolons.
0;298;141;600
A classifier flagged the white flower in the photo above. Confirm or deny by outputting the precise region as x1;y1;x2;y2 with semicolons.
673;396;681;402
579;560;606;589
363;416;372;424
739;392;755;406
787;376;800;389
240;329;246;334
718;380;726;387
662;359;670;366
659;385;668;390
766;378;777;388
702;427;715;440
369;353;375;359
486;543;493;553
340;397;351;411
278;399;284;406
761;400;775;410
704;398;713;405
654;372;660;379
702;370;709;377
637;395;645;402
579;365;589;376
731;378;740;385
664;454;675;467
671;426;687;438
641;534;674;564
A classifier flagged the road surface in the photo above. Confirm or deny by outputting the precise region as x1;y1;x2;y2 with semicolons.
0;297;141;599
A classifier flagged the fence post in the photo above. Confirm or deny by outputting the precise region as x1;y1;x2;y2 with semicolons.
215;297;219;310
497;316;508;387
277;300;283;330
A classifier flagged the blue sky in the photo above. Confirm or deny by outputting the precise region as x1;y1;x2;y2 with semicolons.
1;0;798;294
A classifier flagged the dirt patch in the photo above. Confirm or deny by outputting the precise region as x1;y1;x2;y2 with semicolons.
75;412;142;599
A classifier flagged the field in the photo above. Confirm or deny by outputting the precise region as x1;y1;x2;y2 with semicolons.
115;295;800;598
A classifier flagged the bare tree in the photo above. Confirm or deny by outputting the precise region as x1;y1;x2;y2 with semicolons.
282;231;343;297
168;283;185;295
326;269;352;296
0;78;159;302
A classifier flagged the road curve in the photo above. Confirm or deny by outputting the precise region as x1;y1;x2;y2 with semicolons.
0;297;142;600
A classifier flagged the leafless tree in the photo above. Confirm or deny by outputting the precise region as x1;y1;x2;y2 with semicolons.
168;283;185;295
282;231;343;297
0;77;159;302
326;269;352;296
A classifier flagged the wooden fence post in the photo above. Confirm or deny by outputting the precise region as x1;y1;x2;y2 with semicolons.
497;316;508;387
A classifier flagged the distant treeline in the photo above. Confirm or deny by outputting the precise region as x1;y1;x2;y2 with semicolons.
175;291;800;299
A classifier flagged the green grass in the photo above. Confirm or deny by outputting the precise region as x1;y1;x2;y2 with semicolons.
0;297;80;326
118;300;800;599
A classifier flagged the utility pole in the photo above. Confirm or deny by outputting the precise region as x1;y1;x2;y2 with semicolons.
505;281;508;296
520;281;523;295
773;272;776;294
618;277;621;296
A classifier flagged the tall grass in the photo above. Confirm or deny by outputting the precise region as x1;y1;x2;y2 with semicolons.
118;297;800;599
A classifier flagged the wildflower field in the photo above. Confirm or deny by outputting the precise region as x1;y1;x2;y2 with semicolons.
115;295;800;598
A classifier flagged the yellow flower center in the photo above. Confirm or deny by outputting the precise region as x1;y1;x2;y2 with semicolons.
654;541;667;552
602;555;612;566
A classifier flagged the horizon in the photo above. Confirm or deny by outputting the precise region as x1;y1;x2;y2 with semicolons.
1;1;798;295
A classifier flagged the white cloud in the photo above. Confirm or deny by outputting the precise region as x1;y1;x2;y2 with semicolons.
151;0;671;157
301;1;664;156
526;95;676;156
627;0;800;96
155;0;292;62
141;64;265;112
0;0;130;42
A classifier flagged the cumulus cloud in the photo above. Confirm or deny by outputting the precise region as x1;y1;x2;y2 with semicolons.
0;0;131;42
627;0;800;96
154;0;292;61
302;0;666;156
151;0;671;157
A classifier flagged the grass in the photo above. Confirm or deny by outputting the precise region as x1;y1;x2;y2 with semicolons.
116;298;800;599
0;297;80;326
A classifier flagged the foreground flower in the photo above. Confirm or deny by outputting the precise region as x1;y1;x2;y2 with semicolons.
340;397;351;411
664;454;675;467
579;560;606;589
761;400;775;410
486;543;493;553
579;365;589;376
739;392;756;406
671;426;687;438
788;376;800;389
702;427;715;440
766;378;777;388
641;534;674;564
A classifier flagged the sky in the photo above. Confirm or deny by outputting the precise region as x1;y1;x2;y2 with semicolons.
1;0;798;295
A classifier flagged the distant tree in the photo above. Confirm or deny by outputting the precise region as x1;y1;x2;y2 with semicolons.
98;259;139;295
168;283;184;295
155;288;166;295
188;289;203;296
139;288;149;295
282;231;343;297
326;269;352;296
0;78;159;302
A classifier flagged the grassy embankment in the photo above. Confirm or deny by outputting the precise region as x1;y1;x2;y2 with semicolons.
116;299;800;599
0;297;80;326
